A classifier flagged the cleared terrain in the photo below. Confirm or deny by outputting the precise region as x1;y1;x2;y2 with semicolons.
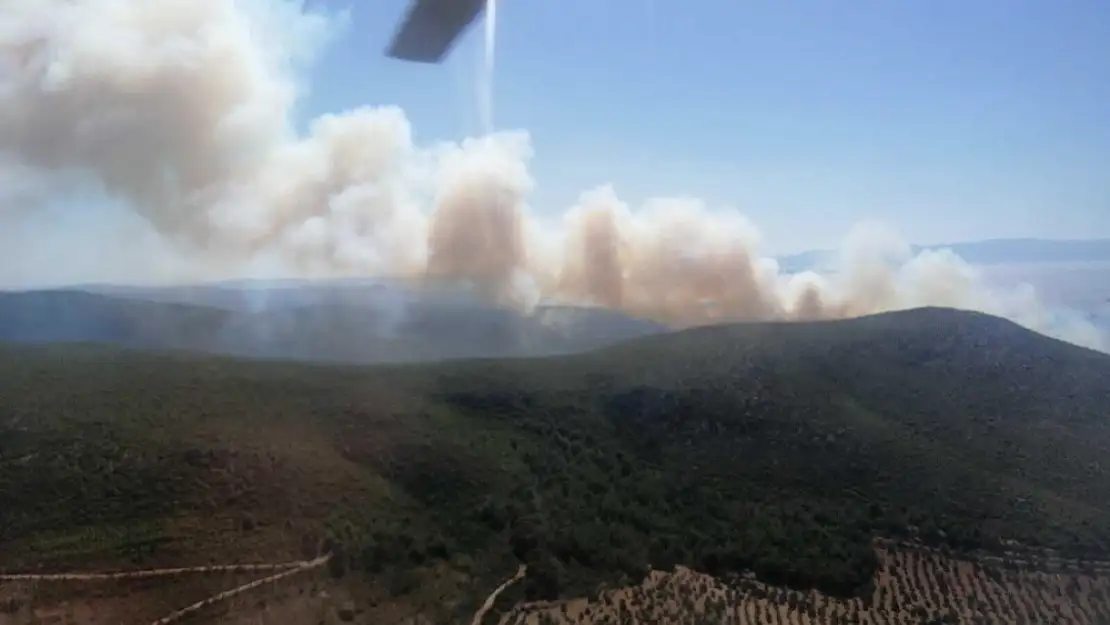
2;306;1110;623
497;541;1110;625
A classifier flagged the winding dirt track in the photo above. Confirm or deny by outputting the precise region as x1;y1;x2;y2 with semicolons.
471;565;527;625
0;554;332;625
0;558;318;582
148;554;331;625
5;556;527;624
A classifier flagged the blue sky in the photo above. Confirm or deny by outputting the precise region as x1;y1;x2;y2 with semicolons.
302;0;1108;254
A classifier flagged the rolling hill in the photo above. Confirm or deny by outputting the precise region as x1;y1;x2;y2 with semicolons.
0;284;669;364
2;306;1110;623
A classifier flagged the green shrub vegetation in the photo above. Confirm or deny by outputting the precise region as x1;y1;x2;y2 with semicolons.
2;307;1109;609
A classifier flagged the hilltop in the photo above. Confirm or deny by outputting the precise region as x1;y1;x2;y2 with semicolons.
2;307;1110;623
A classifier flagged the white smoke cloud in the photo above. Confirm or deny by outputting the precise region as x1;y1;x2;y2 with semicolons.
0;0;1105;351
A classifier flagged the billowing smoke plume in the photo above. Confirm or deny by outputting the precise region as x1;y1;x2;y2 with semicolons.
0;0;1105;351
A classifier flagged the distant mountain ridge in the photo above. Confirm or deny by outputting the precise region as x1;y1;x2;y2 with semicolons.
0;283;670;364
777;237;1110;272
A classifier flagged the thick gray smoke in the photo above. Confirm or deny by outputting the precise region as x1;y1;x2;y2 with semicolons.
0;0;1105;351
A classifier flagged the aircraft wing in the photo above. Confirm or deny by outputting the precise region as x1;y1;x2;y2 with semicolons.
386;0;487;63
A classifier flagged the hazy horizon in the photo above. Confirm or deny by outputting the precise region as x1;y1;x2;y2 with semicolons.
1;1;1107;350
